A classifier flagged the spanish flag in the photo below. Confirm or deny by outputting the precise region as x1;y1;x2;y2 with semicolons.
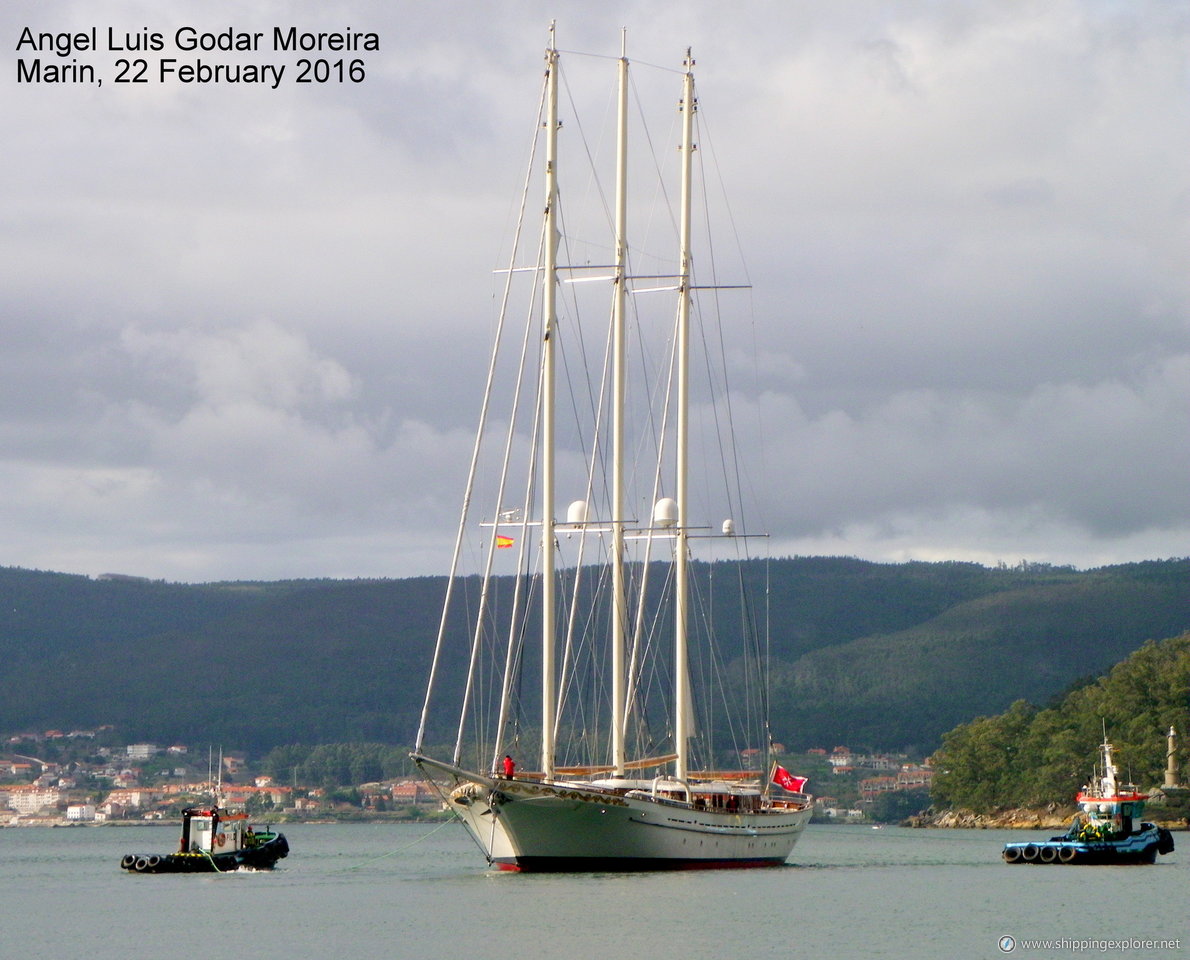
496;536;515;549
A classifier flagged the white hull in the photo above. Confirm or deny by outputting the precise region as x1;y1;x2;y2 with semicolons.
419;758;811;871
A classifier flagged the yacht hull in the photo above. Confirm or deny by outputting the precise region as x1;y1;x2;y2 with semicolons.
421;758;811;871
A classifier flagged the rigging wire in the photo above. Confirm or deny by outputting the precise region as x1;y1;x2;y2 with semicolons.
414;66;550;758
422;45;778;785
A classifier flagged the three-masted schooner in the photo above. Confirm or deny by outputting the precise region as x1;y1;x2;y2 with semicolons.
411;26;812;871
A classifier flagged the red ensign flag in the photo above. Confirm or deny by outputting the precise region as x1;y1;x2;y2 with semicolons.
771;765;808;793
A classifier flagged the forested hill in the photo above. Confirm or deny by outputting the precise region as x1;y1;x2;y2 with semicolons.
930;630;1190;812
764;558;1189;752
0;558;1186;755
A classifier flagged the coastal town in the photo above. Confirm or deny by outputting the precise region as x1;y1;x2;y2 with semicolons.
1;729;434;824
1;727;934;826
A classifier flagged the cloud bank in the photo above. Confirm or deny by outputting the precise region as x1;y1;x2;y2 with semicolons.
2;0;1187;580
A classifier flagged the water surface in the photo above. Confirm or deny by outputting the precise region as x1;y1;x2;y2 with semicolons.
2;822;1183;959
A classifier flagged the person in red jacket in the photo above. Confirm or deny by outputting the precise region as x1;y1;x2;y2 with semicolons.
502;755;516;778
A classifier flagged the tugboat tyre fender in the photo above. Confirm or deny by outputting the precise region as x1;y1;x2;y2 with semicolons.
1021;844;1040;862
1157;828;1174;855
120;854;136;870
1038;845;1057;863
1058;846;1077;863
134;857;150;872
146;855;161;869
1002;846;1023;863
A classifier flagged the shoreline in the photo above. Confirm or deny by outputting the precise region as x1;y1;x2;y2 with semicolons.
3;813;447;828
906;806;1189;830
906;807;1073;830
8;809;1186;830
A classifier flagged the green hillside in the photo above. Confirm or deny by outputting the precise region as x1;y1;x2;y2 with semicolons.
931;630;1190;812
0;558;1186;755
764;561;1189;752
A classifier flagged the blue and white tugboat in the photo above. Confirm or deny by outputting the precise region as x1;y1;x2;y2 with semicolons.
1002;736;1174;865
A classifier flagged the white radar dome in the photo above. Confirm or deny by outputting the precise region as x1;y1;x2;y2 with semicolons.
653;498;678;527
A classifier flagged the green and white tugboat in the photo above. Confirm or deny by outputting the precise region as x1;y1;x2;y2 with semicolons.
119;804;289;874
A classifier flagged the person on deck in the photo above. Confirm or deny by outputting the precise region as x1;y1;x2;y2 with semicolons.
502;755;516;778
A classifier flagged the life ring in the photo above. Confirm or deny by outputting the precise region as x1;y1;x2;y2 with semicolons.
215;833;226;847
1058;846;1077;863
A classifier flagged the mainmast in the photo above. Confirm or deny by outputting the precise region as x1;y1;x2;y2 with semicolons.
541;24;560;780
611;32;629;778
674;49;696;783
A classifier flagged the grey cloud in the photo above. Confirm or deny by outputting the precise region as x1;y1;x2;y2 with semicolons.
2;0;1187;580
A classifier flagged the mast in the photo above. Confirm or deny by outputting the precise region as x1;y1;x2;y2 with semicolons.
611;32;629;778
674;49;696;783
1100;737;1118;797
540;24;560;780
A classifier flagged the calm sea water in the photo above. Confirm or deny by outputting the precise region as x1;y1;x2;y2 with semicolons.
1;822;1184;959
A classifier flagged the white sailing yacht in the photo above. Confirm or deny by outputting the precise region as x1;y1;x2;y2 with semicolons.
411;26;812;871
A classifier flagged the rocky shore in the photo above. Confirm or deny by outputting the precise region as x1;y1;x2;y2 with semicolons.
907;805;1188;830
905;806;1075;829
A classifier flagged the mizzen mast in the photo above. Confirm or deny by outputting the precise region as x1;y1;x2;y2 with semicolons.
611;30;630;779
541;23;560;780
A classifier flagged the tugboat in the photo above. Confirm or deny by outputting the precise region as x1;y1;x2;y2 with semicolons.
1002;736;1174;865
119;804;289;874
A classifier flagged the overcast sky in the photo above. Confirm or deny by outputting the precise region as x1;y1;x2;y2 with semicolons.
3;0;1188;582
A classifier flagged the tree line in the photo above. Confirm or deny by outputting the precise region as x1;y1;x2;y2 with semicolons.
1;559;1186;757
930;631;1190;813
